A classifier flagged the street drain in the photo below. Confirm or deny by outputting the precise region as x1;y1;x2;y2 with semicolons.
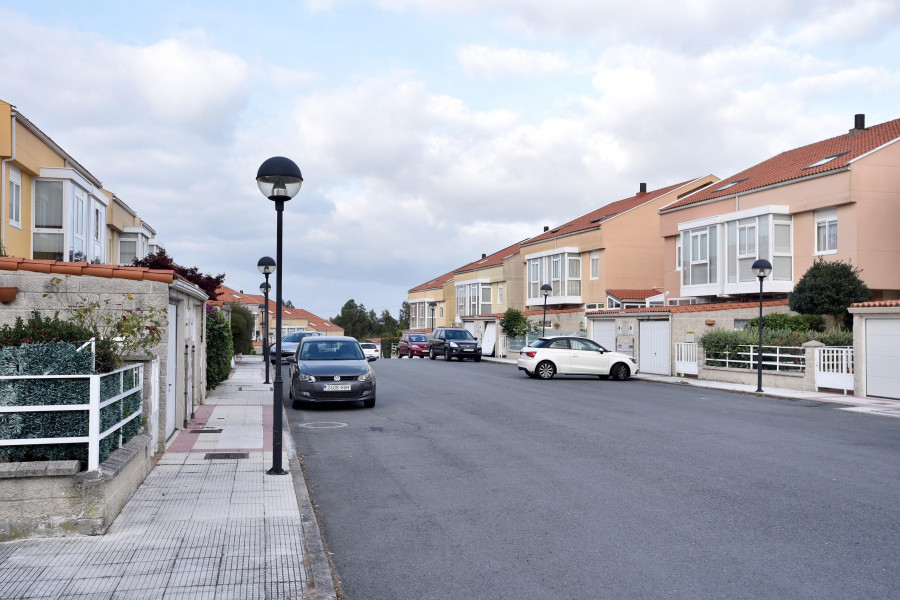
204;452;249;460
190;429;223;434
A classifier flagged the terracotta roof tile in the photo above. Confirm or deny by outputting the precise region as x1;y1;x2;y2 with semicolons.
215;284;343;333
663;117;900;211
586;299;790;315
0;256;176;283
606;289;661;301
409;268;459;293
455;241;523;274
521;179;700;247
850;300;900;308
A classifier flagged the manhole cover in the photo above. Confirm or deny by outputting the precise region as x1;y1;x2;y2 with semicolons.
299;422;348;429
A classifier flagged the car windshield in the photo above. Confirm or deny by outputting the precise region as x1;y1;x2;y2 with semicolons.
299;340;365;361
409;335;427;342
445;330;475;340
284;332;312;343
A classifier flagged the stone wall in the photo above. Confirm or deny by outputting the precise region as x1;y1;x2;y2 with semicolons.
0;434;152;540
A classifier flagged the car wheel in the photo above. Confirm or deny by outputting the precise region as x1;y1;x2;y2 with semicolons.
610;363;630;381
429;349;436;360
525;370;537;378
363;398;376;408
291;398;302;409
536;361;556;380
444;349;452;361
474;355;481;362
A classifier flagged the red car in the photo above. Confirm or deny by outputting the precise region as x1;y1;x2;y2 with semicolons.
398;333;430;358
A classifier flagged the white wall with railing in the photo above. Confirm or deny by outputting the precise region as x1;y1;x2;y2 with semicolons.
0;363;144;471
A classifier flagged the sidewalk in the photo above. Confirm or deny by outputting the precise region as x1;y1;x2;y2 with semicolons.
0;356;337;600
482;356;900;419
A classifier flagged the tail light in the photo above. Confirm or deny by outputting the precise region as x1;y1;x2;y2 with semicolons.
523;350;537;358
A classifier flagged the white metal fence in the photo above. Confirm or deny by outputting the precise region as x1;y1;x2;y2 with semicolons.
675;342;699;375
704;345;806;373
0;363;144;471
814;347;854;394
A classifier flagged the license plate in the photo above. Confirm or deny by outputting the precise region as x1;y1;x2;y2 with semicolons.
323;384;352;391
463;348;473;352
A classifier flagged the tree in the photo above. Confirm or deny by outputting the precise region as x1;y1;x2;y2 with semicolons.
789;258;870;329
132;249;225;299
399;301;410;330
332;299;370;340
499;308;529;338
380;309;399;337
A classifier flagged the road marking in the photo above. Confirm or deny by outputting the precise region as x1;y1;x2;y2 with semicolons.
299;422;349;429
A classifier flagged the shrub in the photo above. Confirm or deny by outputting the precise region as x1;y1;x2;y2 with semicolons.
206;305;233;390
744;313;825;332
228;303;254;355
499;309;529;338
0;311;118;373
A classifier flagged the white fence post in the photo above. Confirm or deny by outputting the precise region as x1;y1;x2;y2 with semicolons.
88;374;101;471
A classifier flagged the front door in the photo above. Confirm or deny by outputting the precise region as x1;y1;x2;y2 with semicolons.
482;322;497;357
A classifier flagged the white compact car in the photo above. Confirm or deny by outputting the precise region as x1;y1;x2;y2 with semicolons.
359;342;380;361
516;336;638;380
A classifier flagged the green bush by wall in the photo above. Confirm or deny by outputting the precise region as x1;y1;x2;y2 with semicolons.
206;305;233;390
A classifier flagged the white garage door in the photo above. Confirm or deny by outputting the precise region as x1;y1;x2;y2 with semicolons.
866;318;900;400
639;320;671;375
482;322;497;357
591;320;616;351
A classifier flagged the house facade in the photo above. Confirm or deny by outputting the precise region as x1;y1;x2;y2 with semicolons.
407;269;457;332
106;193;162;266
659;115;900;304
453;242;525;355
519;178;718;335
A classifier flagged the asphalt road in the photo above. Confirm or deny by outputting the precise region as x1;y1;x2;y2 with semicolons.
285;358;900;600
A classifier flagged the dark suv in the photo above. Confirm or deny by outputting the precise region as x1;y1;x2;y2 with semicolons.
428;328;482;362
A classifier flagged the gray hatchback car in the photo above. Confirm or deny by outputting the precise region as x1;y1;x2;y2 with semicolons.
289;336;376;408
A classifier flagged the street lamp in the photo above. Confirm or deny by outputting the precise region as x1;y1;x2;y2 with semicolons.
540;284;552;337
751;258;773;393
257;157;303;476
258;274;273;384
428;301;436;331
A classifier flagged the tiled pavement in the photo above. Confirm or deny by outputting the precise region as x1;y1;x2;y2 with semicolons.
0;357;336;600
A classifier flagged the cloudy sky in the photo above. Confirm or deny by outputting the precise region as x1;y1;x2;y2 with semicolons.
2;1;899;320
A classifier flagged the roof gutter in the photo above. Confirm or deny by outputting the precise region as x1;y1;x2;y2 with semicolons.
659;168;850;215
1;110;15;253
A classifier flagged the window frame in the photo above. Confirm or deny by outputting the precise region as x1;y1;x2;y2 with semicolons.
8;166;21;228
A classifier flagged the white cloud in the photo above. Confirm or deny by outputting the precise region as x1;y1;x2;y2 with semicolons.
458;44;569;79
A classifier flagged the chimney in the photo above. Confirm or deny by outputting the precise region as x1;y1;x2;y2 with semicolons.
482;253;487;259
639;182;647;194
544;226;550;232
850;114;866;137
239;290;243;294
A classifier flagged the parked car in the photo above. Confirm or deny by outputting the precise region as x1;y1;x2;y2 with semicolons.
516;336;638;380
271;330;324;364
360;342;380;361
398;333;430;358
289;336;376;408
428;328;482;361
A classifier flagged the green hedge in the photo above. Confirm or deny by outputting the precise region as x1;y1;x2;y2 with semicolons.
744;313;825;332
0;343;142;467
700;328;853;359
206;305;233;389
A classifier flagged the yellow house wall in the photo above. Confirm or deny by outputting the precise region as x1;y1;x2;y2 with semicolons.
2;112;67;258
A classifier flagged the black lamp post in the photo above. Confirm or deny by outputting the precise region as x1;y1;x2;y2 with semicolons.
751;258;773;393
258;267;273;384
540;284;552;337
428;301;436;331
257;157;303;476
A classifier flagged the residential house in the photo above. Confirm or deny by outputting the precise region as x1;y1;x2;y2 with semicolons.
106;192;162;266
659;114;900;306
453;241;525;355
407;268;458;332
519;177;719;337
1;100;109;263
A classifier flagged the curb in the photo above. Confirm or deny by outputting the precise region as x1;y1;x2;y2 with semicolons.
283;410;338;600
